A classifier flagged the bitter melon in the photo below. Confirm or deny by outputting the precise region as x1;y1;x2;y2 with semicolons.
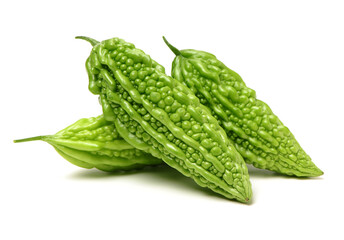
78;36;252;202
14;115;162;172
163;37;323;177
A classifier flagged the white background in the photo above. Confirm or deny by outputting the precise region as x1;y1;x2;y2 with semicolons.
1;0;343;239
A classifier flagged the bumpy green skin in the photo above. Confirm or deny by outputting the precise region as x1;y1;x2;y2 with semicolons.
14;115;162;172
80;36;252;202
164;37;323;177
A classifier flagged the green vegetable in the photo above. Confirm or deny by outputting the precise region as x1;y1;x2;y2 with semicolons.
14;115;162;172
163;37;323;177
78;36;252;202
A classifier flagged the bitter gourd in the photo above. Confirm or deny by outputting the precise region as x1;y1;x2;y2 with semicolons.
78;36;252;202
14;115;162;172
163;37;323;177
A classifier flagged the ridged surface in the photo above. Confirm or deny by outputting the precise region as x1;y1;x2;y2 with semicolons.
26;115;162;172
166;40;323;177
84;37;252;202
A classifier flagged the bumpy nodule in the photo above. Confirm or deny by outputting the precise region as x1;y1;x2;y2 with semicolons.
79;36;252;202
14;115;162;171
163;37;323;177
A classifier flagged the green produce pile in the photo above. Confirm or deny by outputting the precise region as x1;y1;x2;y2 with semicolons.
14;36;323;203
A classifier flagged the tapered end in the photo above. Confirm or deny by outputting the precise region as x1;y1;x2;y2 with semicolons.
300;161;324;177
243;189;253;203
287;161;324;177
308;166;324;177
235;179;252;203
237;195;251;204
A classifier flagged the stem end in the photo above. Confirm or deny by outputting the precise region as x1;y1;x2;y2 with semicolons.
75;36;99;47
13;135;48;143
162;36;181;56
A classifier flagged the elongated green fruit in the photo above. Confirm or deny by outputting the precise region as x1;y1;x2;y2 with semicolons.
163;37;323;177
14;115;162;172
78;36;252;202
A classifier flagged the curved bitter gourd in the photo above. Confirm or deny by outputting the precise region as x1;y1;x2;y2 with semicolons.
77;36;252;202
14;115;162;172
163;37;323;177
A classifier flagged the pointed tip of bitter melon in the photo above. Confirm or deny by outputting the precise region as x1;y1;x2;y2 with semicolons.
286;161;324;177
300;159;324;177
243;185;253;203
234;167;253;203
237;194;251;204
308;165;324;177
240;195;251;204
